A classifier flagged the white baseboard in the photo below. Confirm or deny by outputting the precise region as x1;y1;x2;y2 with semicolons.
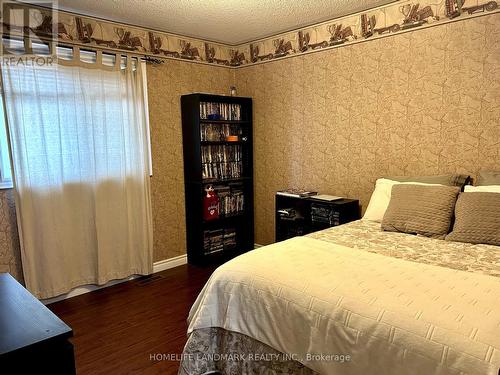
254;243;264;248
153;254;187;273
43;254;188;305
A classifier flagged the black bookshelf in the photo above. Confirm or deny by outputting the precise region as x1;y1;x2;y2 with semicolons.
181;93;254;265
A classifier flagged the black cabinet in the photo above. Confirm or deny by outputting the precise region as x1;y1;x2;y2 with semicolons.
181;93;254;265
0;273;75;375
275;194;360;241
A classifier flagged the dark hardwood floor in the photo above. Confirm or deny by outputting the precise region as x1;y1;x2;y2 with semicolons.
48;264;216;375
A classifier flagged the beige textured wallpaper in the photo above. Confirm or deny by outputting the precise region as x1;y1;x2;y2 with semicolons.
0;14;498;280
0;189;22;281
236;13;500;245
147;60;234;261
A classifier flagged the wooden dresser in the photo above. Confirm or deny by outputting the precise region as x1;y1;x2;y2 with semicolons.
0;273;76;374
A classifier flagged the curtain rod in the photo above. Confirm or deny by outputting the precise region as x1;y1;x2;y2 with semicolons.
0;32;169;63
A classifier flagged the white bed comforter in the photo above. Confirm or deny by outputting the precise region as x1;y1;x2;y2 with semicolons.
188;236;500;375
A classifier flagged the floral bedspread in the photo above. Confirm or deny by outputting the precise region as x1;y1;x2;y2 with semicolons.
308;220;500;277
178;327;317;375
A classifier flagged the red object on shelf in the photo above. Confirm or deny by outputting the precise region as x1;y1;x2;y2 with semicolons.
203;185;220;221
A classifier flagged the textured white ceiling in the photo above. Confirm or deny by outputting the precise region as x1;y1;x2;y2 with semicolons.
58;0;397;45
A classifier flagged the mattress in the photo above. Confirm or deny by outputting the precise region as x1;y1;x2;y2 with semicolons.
183;221;500;375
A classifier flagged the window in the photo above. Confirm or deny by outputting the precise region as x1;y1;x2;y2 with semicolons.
0;43;152;190
0;98;13;188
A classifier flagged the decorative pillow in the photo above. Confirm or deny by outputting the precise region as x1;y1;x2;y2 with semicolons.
381;184;460;238
476;171;500;186
387;174;470;189
465;185;500;193
446;192;500;246
363;179;443;223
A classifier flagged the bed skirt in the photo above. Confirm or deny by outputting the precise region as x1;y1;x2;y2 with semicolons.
178;327;317;375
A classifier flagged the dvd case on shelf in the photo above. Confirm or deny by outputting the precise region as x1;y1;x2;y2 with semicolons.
200;102;241;121
203;228;237;255
311;204;340;226
213;183;244;216
201;144;243;180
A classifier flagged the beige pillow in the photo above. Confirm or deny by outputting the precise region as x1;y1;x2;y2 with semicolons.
363;179;443;223
477;170;500;186
382;184;460;238
446;192;500;246
464;185;500;193
387;174;470;188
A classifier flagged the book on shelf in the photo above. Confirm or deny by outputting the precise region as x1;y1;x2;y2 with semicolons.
277;189;318;198
309;194;343;202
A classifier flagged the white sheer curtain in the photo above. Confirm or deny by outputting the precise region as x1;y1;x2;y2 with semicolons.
1;50;153;299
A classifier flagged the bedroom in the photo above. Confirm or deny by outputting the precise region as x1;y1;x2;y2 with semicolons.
0;0;498;374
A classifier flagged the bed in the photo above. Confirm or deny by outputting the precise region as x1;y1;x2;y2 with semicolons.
179;220;500;375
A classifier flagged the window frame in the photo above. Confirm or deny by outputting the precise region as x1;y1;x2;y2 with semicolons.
0;91;13;189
